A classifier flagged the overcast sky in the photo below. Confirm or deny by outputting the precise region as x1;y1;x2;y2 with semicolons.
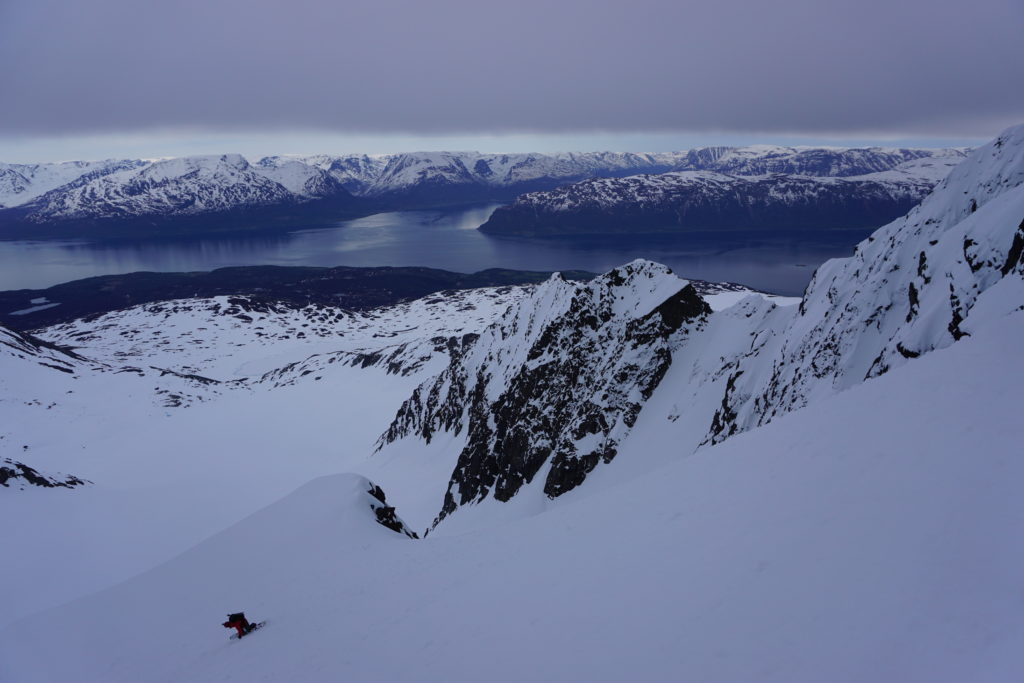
1;0;1021;161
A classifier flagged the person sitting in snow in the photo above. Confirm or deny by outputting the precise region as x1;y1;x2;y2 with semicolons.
222;612;253;638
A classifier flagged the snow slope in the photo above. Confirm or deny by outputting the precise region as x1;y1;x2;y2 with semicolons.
0;271;787;628
0;127;1021;681
2;308;1021;683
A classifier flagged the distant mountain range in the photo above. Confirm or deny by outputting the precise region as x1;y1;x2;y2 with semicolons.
0;146;969;239
479;153;970;236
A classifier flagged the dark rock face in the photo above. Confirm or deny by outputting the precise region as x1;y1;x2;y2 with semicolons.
376;262;711;528
0;458;91;489
1002;220;1024;276
366;483;419;538
0;323;85;375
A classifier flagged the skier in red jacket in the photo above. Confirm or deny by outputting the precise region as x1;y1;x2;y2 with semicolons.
222;612;252;638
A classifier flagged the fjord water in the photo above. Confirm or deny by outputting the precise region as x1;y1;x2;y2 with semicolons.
0;204;871;295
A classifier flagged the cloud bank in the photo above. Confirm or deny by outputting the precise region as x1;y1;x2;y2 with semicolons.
1;0;1021;138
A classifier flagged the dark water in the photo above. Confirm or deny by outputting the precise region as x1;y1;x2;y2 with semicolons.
0;204;872;296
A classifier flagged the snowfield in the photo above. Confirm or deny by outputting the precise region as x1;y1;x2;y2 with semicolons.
1;126;1022;682
2;312;1022;683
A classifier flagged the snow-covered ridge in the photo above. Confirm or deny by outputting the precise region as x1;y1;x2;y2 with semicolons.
0;146;968;233
375;260;716;528
302;146;969;197
12;154;355;224
479;155;967;236
377;125;1024;528
678;145;969;177
705;123;1024;439
0;159;147;208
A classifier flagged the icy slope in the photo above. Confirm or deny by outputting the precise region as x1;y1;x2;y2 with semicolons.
3;309;1021;683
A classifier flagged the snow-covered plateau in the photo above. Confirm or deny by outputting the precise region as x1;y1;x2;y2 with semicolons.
0;146;967;239
1;127;1022;682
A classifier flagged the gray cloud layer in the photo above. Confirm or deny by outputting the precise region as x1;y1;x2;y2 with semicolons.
2;0;1021;137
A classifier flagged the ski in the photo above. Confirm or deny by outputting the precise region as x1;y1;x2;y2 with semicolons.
229;621;267;640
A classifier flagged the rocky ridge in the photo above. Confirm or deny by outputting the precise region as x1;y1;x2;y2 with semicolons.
376;261;713;527
374;126;1023;529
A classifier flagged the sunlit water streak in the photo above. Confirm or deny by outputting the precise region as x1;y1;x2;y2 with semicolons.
0;204;870;296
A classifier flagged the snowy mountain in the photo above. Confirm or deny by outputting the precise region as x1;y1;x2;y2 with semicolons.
0;154;362;239
672;144;968;177
0;126;1021;681
303;146;968;199
0;146;965;239
390;126;1023;527
376;261;716;528
479;155;967;236
0;158;147;208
